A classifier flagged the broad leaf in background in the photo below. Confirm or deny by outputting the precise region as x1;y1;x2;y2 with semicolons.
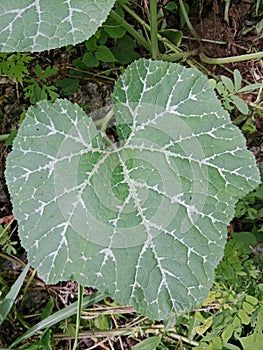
0;0;115;52
5;59;260;320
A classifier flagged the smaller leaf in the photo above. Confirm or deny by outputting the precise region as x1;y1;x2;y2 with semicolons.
0;226;9;245
238;309;250;325
195;316;213;335
232;95;249;114
233;69;242;91
98;29;109;45
223;97;234;111
103;8;126;39
245;295;258;306
256;18;263;38
231;232;257;246
85;36;99;52
209;336;222;350
223;343;242;350
93;315;111;330
132;336;161;350
4;129;17;146
159;29;182;46
95;45;117;62
221;75;234;93
165;2;178;11
216;81;228;96
238;82;263;93
209;78;217;89
34;64;42;77
242;302;255;314
241;118;256;134
222;324;235;344
239;333;263;349
82;52;100;68
112;35;139;64
42;66;58;79
40;329;52;350
56;78;79;96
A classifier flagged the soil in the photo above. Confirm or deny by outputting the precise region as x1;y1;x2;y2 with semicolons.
0;1;262;349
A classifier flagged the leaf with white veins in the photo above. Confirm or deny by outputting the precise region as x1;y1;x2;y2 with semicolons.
5;59;260;320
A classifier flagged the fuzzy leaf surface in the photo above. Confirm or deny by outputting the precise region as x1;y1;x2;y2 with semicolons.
0;0;115;52
5;59;260;320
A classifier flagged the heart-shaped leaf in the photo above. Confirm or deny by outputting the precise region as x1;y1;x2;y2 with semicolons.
5;59;260;320
0;0;115;52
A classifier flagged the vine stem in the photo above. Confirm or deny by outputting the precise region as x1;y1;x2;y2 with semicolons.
0;134;10;141
95;107;115;133
119;2;263;67
110;10;151;52
119;2;195;61
149;0;159;58
118;2;211;74
72;284;84;350
178;0;201;44
200;52;263;64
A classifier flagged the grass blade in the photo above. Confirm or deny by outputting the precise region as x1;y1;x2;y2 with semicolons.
9;291;105;349
0;262;30;326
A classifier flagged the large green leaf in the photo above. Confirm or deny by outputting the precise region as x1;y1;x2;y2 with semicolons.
5;59;260;320
0;0;115;52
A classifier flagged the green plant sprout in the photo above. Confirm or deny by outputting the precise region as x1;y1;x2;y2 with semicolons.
0;52;33;85
23;64;59;104
210;69;263;115
0;220;17;255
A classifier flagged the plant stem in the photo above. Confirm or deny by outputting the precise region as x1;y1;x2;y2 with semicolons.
0;134;10;141
18;269;37;311
224;0;231;24
95;107;114;132
160;50;199;62
119;2;211;74
182;35;226;45
149;0;159;59
110;10;151;52
119;2;263;71
178;0;200;43
200;51;263;64
53;325;199;347
72;284;84;350
120;3;151;36
120;3;187;58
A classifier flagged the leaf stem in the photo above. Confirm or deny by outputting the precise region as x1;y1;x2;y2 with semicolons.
110;10;151;52
18;268;37;311
149;0;159;59
0;134;10;141
200;51;263;64
94;107;115;133
119;3;151;37
72;284;84;350
182;35;226;45
160;50;199;62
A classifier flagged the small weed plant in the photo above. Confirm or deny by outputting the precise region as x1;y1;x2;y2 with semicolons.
0;0;263;349
23;64;59;104
0;52;33;85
